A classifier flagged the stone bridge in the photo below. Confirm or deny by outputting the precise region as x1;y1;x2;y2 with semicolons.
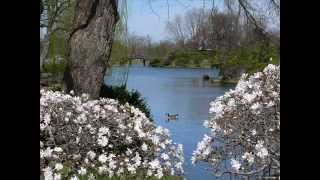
127;56;150;66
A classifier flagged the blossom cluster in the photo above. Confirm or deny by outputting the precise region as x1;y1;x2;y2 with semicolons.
40;89;184;180
192;64;280;178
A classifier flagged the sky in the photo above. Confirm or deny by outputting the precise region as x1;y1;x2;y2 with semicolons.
127;0;224;42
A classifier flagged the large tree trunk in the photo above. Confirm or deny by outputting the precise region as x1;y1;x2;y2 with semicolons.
63;0;119;99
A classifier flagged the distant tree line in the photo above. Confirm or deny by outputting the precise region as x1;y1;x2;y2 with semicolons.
112;0;280;80
164;0;280;79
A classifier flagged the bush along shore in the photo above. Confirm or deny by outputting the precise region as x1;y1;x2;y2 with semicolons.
100;85;153;121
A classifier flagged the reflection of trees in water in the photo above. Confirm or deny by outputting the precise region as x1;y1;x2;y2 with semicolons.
191;78;220;87
192;78;207;87
105;65;130;87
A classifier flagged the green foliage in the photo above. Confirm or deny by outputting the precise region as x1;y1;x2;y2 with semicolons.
115;0;128;41
44;0;75;65
236;41;279;74
148;40;279;82
217;40;280;81
48;32;66;62
109;0;129;65
100;85;153;121
149;58;164;67
150;50;217;68
47;83;63;91
148;42;174;63
110;40;129;65
42;61;66;75
59;0;75;33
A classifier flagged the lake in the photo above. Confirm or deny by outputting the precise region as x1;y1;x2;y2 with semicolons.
105;65;235;180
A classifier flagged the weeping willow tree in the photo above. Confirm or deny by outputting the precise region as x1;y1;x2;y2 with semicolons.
41;0;75;75
106;0;131;87
47;0;75;62
110;0;129;66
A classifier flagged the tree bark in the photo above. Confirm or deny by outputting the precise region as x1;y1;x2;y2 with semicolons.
63;0;119;99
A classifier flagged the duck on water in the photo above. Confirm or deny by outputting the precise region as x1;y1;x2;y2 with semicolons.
166;113;178;122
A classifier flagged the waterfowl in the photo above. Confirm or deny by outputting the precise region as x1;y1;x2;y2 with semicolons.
202;74;210;80
166;113;178;121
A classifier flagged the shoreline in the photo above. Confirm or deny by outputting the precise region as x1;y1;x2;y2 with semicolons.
111;64;218;69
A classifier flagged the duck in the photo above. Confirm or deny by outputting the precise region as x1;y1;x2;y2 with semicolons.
166;113;178;121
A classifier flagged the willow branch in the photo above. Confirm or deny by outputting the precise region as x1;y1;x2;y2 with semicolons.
148;0;160;20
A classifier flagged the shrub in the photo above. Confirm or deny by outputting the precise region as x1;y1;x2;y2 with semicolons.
42;61;66;75
170;50;211;67
218;41;280;80
100;85;153;121
149;58;162;67
192;64;280;179
40;90;184;180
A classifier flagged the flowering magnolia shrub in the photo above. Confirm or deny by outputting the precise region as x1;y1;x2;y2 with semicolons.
40;90;184;180
192;64;280;178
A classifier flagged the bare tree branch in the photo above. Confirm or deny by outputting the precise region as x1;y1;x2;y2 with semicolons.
148;0;161;20
237;0;268;39
166;0;170;20
176;0;193;9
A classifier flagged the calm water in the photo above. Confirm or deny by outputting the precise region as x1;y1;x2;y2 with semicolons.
105;66;235;180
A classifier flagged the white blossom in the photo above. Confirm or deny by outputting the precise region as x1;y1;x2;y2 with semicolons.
142;143;148;151
149;159;160;170
98;154;108;164
40;89;184;178
43;166;53;180
53;147;63;153
155;168;163;179
161;153;169;161
242;152;255;164
251;129;257;136
78;167;87;175
98;127;110;136
97;136;109;147
54;163;63;171
53;173;61;180
231;159;241;171
255;141;269;159
70;175;79;180
87;151;96;160
192;64;280;178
